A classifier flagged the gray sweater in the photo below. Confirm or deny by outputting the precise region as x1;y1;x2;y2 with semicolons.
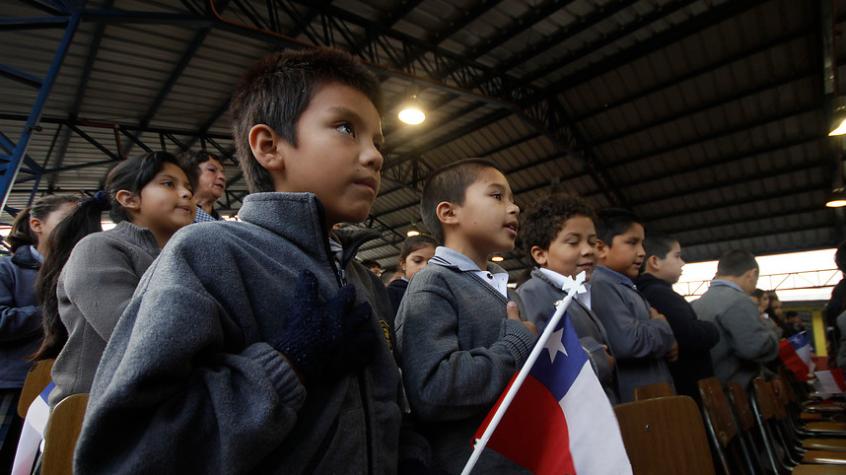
691;281;779;388
590;265;675;402
51;221;159;405
0;245;42;389
395;250;536;474
75;193;422;474
517;269;618;402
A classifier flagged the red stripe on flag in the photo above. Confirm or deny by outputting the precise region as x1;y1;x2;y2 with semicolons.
778;339;810;381
833;368;846;392
475;374;575;475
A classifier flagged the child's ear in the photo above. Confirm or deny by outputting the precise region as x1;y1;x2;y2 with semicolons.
646;255;659;271
115;190;141;212
595;239;609;259
29;217;44;235
249;124;285;173
530;245;547;267
435;201;459;226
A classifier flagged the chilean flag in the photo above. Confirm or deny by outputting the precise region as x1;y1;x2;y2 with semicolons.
778;331;815;382
815;369;846;394
474;312;631;474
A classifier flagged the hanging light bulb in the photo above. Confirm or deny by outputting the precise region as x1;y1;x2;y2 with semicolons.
491;255;504;262
398;95;426;125
830;98;846;136
406;224;421;237
826;187;846;207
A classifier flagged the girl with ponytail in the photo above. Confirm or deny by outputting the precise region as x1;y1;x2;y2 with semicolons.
0;195;77;470
34;151;195;406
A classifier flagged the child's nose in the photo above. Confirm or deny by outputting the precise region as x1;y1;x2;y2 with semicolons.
361;144;384;172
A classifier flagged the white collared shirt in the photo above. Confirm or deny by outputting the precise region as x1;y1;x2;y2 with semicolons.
429;246;510;298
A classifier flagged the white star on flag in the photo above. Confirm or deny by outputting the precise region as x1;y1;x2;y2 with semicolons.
544;327;567;363
559;271;587;294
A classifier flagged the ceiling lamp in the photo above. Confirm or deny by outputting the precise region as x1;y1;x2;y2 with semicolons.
491;255;504;262
830;97;846;136
398;95;425;125
406;225;421;237
826;187;846;208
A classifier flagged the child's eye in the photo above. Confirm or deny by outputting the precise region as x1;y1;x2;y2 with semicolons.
162;180;175;188
336;123;355;137
491;192;503;200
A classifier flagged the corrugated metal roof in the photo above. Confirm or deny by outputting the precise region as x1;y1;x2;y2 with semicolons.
1;0;842;273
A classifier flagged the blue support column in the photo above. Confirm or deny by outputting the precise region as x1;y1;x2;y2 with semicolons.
0;4;82;214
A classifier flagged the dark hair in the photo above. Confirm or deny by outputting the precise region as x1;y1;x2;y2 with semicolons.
32;151;186;360
716;249;758;277
752;288;766;299
837;241;846;273
596;208;643;247
5;195;79;253
519;193;596;257
643;233;679;262
399;234;438;264
420;158;501;243
361;259;381;270
178;150;220;189
230;47;382;193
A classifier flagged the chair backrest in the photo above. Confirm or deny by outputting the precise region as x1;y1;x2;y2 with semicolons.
17;359;54;418
614;396;716;475
698;378;737;448
40;393;88;475
726;382;756;432
751;379;778;421
633;382;675;401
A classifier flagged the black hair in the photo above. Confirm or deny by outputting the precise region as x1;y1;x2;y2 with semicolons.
420;158;501;243
596;208;643;247
32;151;187;360
361;259;381;270
716;249;758;277
519;193;596;258
836;240;846;273
178;150;220;189
399;234;438;265
5;195;79;253
230;47;382;193
643;233;679;262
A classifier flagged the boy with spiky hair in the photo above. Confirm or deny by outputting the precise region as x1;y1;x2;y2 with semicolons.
591;208;677;402
75;48;428;474
396;158;537;474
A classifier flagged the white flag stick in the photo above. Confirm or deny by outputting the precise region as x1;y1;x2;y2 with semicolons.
460;271;587;475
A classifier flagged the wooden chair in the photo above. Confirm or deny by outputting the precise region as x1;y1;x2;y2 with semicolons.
17;359;54;418
40;393;88;475
614;395;716;475
698;377;758;475
751;378;846;471
633;382;674;401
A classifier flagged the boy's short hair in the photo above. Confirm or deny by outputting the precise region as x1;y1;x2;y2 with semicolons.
178;150;221;189
230;47;382;193
716;249;758;277
836;240;846;272
361;259;381;270
420;158;501;243
596;208;642;247
399;234;438;263
643;233;679;261
519;193;596;255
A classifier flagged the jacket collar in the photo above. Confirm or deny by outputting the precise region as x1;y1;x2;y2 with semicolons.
429;246;508;275
711;279;744;293
237;192;333;266
11;245;41;270
112;221;161;256
594;265;637;289
634;272;670;289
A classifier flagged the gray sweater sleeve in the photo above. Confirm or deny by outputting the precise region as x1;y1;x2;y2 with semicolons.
719;300;779;363
591;279;675;359
60;236;141;340
397;278;535;422
74;250;307;474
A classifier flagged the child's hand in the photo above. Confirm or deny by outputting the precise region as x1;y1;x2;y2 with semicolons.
274;270;377;383
649;307;667;322
666;341;679;362
507;301;537;336
602;345;616;369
